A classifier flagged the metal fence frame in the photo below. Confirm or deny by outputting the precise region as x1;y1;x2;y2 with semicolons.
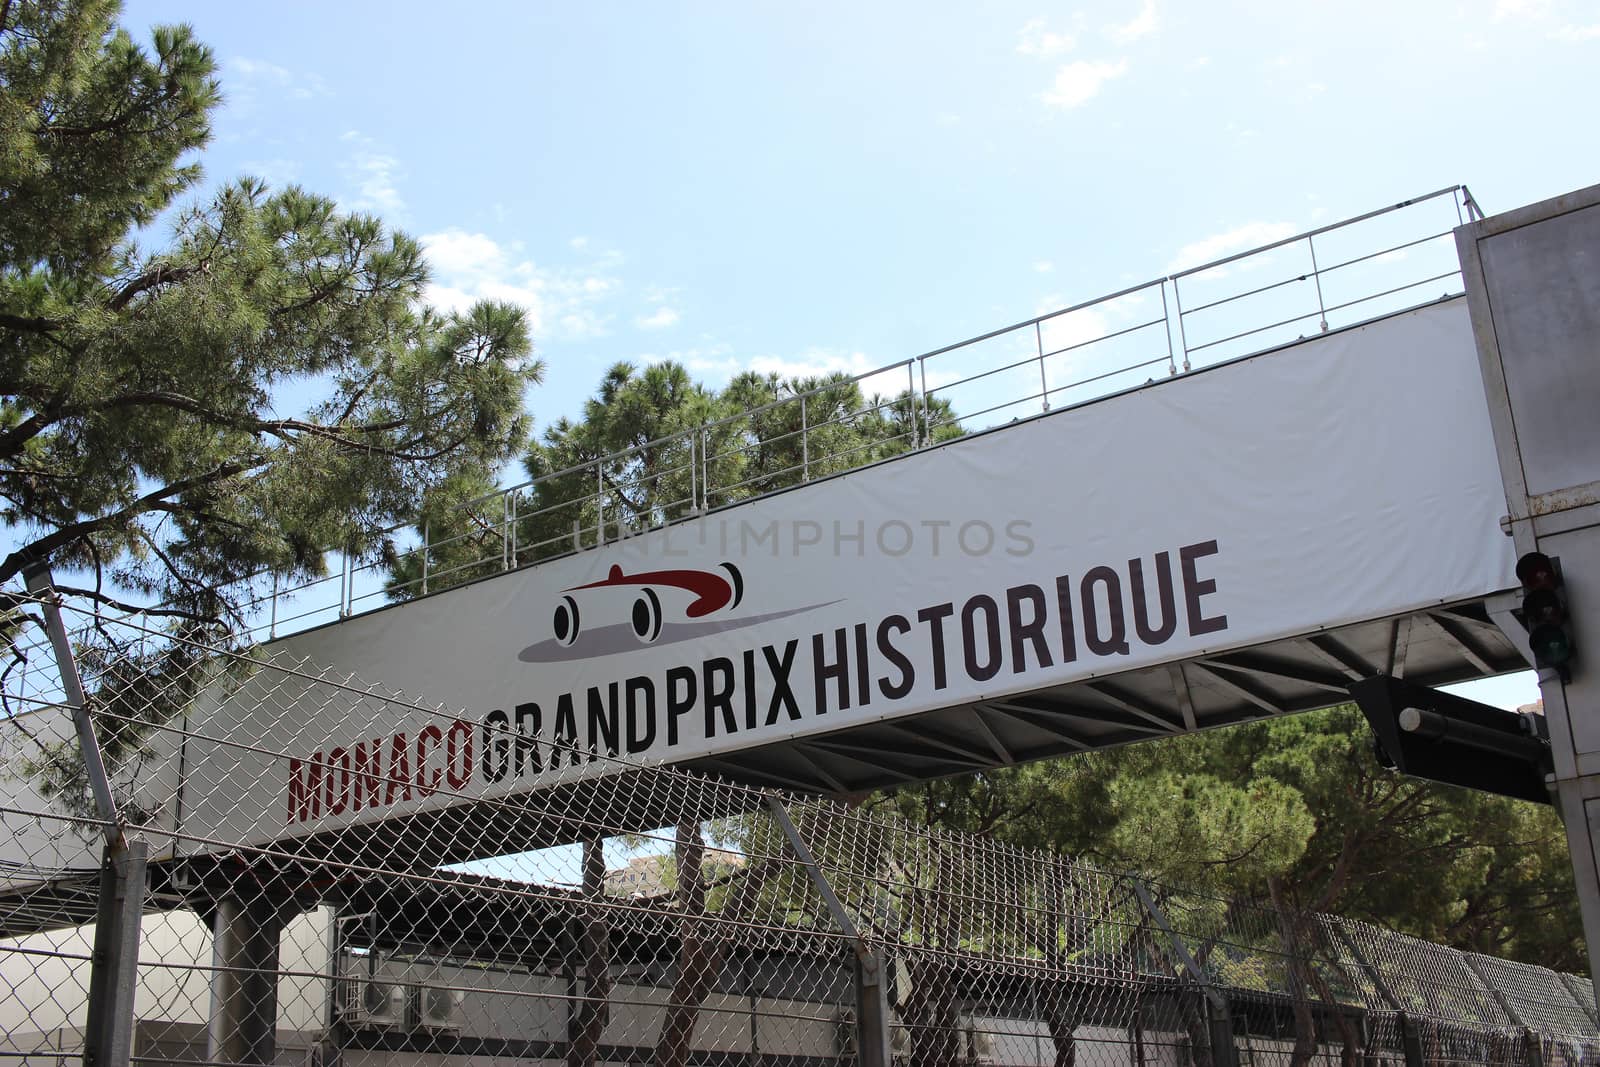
1;583;1594;1067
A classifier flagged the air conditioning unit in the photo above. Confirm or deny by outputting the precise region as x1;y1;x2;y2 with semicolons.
412;984;464;1031
340;978;408;1029
962;1013;999;1065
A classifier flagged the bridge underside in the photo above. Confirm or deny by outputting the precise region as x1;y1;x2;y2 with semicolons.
686;597;1529;794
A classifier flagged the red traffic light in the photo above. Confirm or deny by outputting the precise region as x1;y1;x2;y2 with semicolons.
1516;551;1558;590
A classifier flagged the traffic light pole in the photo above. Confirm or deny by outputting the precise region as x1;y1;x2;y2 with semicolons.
1456;182;1600;1006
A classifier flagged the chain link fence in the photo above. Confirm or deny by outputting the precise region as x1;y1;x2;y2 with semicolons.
0;588;1594;1067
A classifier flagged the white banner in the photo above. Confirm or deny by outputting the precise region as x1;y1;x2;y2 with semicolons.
176;297;1515;852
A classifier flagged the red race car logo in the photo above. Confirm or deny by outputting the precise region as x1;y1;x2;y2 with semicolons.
552;562;745;646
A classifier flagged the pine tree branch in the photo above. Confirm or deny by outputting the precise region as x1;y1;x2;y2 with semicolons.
0;458;262;586
0;312;58;333
106;263;202;312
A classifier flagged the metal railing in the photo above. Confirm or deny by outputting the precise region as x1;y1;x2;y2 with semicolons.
2;185;1486;663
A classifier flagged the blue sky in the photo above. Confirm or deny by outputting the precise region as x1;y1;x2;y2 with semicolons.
112;0;1599;709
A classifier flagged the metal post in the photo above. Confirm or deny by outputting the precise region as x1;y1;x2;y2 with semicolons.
906;362;917;447
207;895;287;1065
688;433;698;515
801;394;810;482
22;564;123;848
1131;879;1237;1067
764;797;889;1067
595;462;605;546
700;427;710;511
1035;321;1050;412
1398;1012;1426;1067
509;491;519;567
420;521;429;596
83;839;147;1067
919;357;931;446
1160;282;1179;376
1307;235;1330;332
1171;278;1194;371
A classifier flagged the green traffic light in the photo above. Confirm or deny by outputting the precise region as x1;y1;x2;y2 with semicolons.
1530;623;1574;666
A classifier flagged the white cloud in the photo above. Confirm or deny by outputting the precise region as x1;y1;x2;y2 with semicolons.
1106;0;1160;43
637;306;680;330
420;229;623;339
227;56;330;101
1493;0;1546;19
680;347;917;396
1033;260;1054;273
1552;22;1600;39
239;157;302;188
1040;59;1128;108
1017;18;1076;57
1166;221;1297;273
569;236;590;251
1037;306;1111;351
339;131;405;216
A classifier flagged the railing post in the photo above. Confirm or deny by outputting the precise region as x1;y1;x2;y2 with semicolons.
1170;277;1194;371
269;573;278;641
595;462;605;547
919;357;931;446
801;394;810;482
906;361;918;447
1036;320;1050;412
1307;234;1330;332
688;432;699;515
700;427;710;511
503;492;512;571
419;521;428;597
1160;281;1179;376
508;491;519;568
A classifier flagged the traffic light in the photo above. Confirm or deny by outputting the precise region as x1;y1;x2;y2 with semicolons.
1349;676;1551;804
1517;551;1576;682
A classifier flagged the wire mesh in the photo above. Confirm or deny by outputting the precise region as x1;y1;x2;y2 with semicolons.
0;593;1594;1067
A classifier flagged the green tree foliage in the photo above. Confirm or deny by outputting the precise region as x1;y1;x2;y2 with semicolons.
875;705;1581;970
0;0;541;631
389;360;961;595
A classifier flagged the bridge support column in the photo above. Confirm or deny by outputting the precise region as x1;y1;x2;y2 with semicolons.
1457;182;1600;1007
207;895;286;1065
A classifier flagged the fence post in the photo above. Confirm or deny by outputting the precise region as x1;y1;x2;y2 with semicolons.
1131;879;1237;1067
83;839;147;1067
1398;1013;1426;1067
764;797;890;1067
24;564;145;1066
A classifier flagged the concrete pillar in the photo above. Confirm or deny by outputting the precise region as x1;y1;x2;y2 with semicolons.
207;895;285;1065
